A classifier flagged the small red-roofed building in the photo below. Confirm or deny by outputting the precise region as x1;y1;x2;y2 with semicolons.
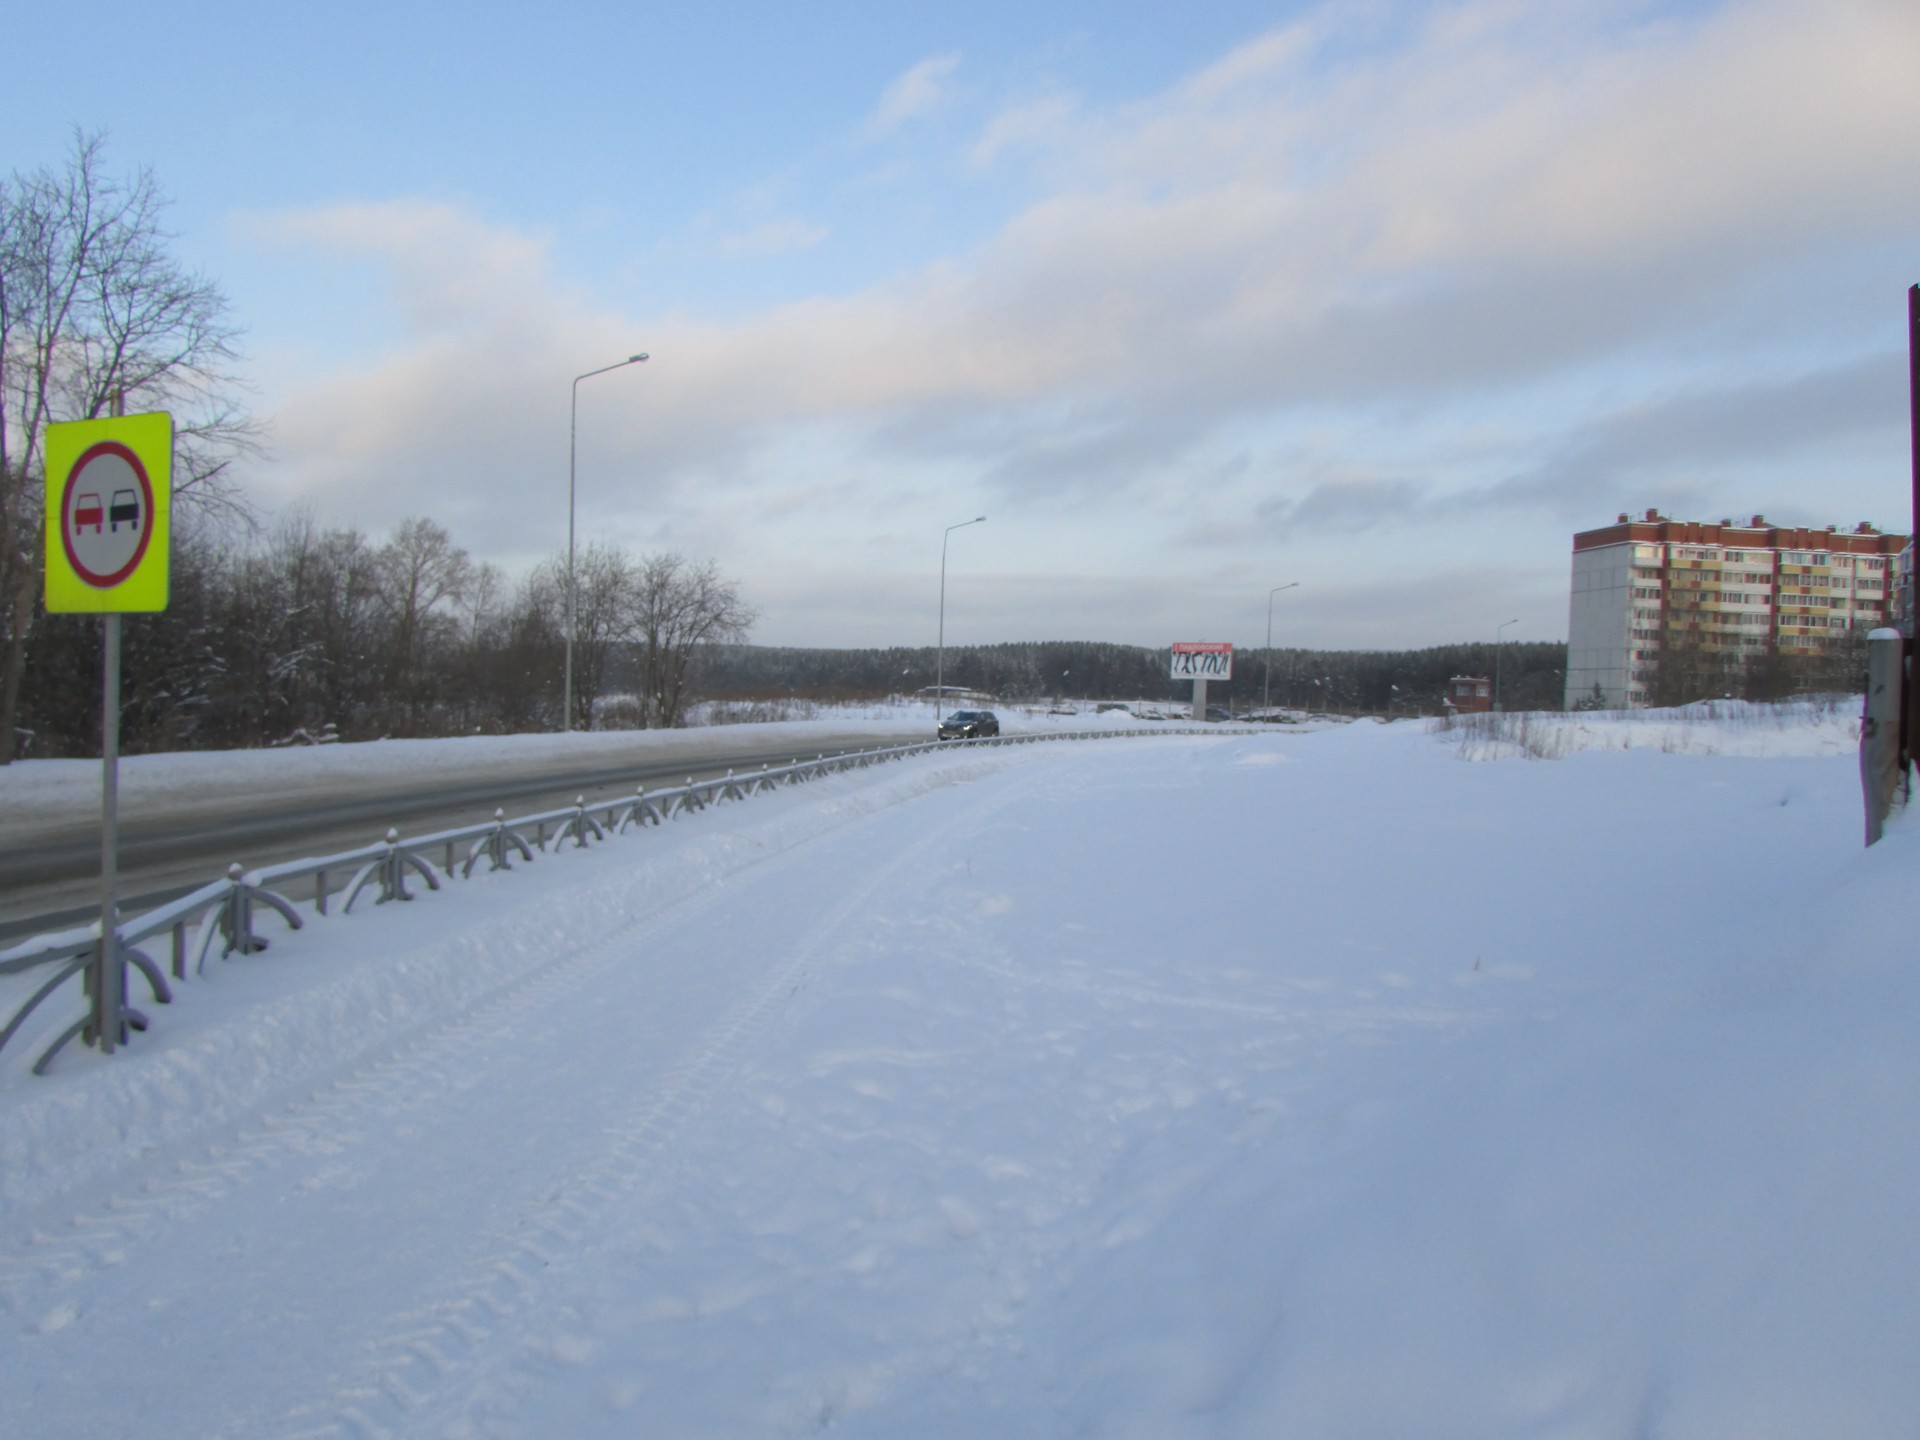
1445;676;1492;713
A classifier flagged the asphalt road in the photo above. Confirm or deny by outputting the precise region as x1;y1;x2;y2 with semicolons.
0;728;928;946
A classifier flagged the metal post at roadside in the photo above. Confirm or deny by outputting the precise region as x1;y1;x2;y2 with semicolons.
1863;628;1904;845
95;611;122;1051
1904;284;1919;778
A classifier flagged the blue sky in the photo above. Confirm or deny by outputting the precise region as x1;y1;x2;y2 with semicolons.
7;0;1916;650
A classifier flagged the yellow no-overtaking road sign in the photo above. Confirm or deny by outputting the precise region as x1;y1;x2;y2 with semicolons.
44;411;173;613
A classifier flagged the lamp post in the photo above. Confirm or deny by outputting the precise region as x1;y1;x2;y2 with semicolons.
566;353;648;731
937;516;986;718
1495;617;1520;712
1264;582;1299;714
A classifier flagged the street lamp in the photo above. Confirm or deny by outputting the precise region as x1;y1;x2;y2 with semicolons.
566;352;648;731
1495;617;1520;712
1264;582;1299;714
937;516;986;718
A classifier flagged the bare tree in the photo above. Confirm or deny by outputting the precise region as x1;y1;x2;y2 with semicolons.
0;130;257;762
374;517;472;727
527;543;637;730
632;554;755;728
486;567;564;734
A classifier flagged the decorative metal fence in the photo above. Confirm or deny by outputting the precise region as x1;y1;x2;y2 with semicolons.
1;726;1220;1076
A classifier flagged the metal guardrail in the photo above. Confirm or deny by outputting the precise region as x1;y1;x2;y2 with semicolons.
1;726;1223;1075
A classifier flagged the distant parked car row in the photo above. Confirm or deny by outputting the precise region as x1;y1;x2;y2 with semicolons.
938;709;1000;740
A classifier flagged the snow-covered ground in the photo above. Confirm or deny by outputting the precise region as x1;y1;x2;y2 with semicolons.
2;711;1914;1437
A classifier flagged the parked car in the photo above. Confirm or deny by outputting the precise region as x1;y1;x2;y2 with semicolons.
938;709;1000;740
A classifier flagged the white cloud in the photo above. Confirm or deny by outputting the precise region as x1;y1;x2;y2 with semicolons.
242;0;1920;646
240;200;560;333
866;53;962;138
969;94;1080;168
718;217;830;256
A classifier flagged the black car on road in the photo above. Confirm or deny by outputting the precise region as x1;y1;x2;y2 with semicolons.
938;709;1000;740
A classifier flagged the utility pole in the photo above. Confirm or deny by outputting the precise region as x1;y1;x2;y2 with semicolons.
937;516;985;719
1495;618;1519;712
565;353;647;732
1264;582;1298;714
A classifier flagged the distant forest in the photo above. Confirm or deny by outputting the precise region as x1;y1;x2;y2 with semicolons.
690;639;1573;716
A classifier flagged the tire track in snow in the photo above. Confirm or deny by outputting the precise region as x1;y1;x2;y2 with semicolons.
0;752;1019;1331
274;768;1039;1440
955;951;1483;1034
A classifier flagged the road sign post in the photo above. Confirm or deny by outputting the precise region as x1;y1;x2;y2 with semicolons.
44;410;172;1058
1171;642;1233;721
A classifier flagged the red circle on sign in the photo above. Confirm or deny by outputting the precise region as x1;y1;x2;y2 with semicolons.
61;441;155;588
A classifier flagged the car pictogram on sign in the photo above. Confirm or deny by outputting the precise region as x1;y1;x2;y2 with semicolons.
109;489;140;532
75;492;105;532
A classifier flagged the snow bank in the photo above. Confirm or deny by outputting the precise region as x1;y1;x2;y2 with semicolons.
1432;697;1862;760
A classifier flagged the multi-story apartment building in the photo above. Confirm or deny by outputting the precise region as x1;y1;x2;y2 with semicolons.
1565;511;1907;708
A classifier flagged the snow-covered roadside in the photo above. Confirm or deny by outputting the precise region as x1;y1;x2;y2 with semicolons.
3;718;1915;1437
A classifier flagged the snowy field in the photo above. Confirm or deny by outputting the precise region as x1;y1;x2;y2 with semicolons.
3;711;1916;1437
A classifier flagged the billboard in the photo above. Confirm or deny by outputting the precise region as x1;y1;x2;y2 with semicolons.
1170;642;1232;680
